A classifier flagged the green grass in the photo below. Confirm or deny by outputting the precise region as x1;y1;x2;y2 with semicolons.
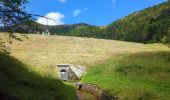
0;33;170;99
0;53;77;100
82;51;170;100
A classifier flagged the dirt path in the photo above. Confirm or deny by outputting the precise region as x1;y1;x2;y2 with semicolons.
76;90;98;100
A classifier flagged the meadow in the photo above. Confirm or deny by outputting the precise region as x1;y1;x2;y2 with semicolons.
0;33;170;99
82;51;170;100
1;33;169;76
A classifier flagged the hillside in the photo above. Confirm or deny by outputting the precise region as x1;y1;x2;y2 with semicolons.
1;0;170;100
82;51;170;100
0;33;170;99
3;1;169;43
0;33;169;77
6;21;93;36
2;33;169;71
107;1;170;43
48;23;93;35
0;53;76;100
69;1;170;43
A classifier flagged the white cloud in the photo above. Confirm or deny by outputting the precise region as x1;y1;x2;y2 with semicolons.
37;12;65;26
73;9;82;16
73;8;88;17
57;0;67;3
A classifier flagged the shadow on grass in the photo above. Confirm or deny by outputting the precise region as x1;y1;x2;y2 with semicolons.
0;53;77;100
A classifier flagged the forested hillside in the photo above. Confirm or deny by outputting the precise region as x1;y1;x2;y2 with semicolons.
107;0;170;43
48;23;92;35
70;1;170;43
50;1;170;43
2;1;169;43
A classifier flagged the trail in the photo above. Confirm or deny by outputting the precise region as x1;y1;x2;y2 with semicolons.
76;90;97;100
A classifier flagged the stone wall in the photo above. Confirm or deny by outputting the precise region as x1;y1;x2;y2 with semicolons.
69;65;86;79
57;64;86;81
75;83;117;100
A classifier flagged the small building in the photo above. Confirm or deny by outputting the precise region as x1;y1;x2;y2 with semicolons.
57;64;86;81
42;29;50;35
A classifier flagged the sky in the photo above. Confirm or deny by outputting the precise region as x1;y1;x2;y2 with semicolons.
25;0;167;26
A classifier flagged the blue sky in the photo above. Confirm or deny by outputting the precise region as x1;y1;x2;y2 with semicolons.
25;0;167;26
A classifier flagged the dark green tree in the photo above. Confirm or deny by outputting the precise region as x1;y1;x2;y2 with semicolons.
0;0;31;32
0;0;32;53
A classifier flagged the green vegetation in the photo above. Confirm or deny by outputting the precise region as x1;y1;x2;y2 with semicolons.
82;51;170;100
0;53;76;100
70;1;170;43
107;1;170;43
0;0;170;100
49;23;92;36
19;1;170;44
0;33;169;99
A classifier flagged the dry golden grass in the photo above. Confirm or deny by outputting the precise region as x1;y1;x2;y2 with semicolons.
0;33;169;77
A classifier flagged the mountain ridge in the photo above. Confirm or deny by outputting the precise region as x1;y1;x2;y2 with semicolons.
43;1;170;43
1;1;169;43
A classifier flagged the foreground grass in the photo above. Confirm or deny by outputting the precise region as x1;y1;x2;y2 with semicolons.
82;51;170;100
0;53;77;100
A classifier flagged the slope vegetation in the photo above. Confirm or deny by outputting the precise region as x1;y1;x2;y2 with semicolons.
107;1;170;43
69;1;170;43
2;33;169;74
0;33;169;99
0;33;168;77
82;51;170;100
0;53;76;100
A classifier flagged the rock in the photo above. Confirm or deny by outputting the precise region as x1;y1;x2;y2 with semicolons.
69;65;86;79
75;83;117;100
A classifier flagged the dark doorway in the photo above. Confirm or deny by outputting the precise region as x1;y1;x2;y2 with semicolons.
60;69;68;81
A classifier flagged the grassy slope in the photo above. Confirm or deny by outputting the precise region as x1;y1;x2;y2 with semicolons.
0;53;76;100
0;33;170;99
2;33;169;77
82;51;170;100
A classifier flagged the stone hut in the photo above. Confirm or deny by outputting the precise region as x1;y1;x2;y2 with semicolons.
57;64;86;81
42;29;50;35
